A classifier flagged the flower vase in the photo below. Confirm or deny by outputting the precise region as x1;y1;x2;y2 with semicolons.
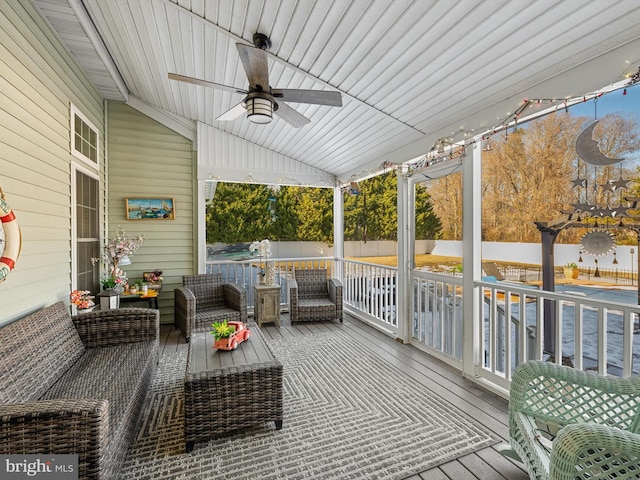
265;260;277;286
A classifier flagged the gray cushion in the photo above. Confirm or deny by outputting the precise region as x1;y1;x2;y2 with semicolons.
0;302;85;404
41;342;156;438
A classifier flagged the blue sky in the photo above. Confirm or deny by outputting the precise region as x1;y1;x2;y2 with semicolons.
570;83;639;119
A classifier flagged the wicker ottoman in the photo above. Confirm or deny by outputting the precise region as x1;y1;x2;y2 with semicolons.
184;323;283;452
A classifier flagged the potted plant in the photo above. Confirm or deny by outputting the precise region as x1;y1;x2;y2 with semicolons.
249;239;271;284
129;279;144;294
211;320;236;349
143;270;163;290
211;320;251;350
70;289;95;313
91;226;145;293
563;262;579;279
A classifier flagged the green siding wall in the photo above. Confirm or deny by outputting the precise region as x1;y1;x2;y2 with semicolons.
107;102;194;324
0;1;104;324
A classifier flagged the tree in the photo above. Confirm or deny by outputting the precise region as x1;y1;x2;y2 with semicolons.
482;114;584;243
423;172;463;240
271;186;300;241
207;175;442;244
206;183;275;243
426;112;640;243
415;183;442;239
296;188;334;243
344;172;441;241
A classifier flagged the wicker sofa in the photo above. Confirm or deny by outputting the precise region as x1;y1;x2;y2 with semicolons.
0;301;159;480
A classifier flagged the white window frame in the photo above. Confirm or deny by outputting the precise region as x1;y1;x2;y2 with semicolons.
70;103;100;169
71;162;100;293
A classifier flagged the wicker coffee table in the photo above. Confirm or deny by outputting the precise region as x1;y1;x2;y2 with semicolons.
184;324;283;452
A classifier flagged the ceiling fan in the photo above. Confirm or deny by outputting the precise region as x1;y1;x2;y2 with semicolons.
168;33;342;128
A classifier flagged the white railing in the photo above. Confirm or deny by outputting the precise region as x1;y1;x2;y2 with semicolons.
206;257;399;332
477;280;640;392
409;270;640;393
206;257;640;397
206;257;335;310
338;259;398;333
411;270;464;367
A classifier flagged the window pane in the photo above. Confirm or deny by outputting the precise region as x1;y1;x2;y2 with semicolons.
72;112;98;165
75;170;99;294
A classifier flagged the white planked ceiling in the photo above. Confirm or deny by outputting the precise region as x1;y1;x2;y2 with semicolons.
34;0;640;181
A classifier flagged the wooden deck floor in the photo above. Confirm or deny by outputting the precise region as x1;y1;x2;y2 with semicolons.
159;313;529;480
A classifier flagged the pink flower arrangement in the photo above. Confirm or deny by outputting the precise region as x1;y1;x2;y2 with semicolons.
70;290;95;310
144;270;163;282
91;226;145;282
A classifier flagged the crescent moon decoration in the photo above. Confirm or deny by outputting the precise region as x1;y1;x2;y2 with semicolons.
580;230;615;257
575;120;625;166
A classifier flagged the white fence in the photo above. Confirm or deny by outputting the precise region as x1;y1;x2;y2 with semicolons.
432;240;635;271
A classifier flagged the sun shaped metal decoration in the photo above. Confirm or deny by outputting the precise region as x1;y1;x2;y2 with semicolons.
580;230;615;257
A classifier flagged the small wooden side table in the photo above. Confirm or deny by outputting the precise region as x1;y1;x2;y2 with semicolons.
254;284;281;327
119;289;160;309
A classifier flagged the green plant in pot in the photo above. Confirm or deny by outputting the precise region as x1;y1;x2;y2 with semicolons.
211;320;236;341
129;279;144;294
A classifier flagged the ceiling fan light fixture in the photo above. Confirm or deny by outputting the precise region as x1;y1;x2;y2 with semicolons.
245;96;273;124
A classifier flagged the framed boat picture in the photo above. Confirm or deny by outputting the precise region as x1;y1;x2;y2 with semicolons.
126;198;175;220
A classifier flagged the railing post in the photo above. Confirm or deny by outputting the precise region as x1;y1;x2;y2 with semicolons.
397;170;413;343
333;185;344;284
462;140;482;379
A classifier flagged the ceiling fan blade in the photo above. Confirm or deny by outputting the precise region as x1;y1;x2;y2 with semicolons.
275;102;311;128
236;43;269;91
216;102;246;122
168;73;246;95
272;89;342;107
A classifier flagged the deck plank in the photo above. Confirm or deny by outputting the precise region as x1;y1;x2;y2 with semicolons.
158;312;528;480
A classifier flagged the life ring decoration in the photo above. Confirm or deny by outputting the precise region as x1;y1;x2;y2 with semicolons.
0;187;21;284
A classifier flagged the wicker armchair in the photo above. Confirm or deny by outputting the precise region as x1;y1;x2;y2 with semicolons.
175;273;247;342
499;360;640;479
289;268;343;323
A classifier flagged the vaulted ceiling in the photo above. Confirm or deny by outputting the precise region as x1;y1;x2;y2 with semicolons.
34;0;640;181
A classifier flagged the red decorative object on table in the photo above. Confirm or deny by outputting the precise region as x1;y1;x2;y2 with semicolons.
212;321;251;351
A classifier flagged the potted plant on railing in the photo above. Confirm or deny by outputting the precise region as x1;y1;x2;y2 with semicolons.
563;262;579;280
